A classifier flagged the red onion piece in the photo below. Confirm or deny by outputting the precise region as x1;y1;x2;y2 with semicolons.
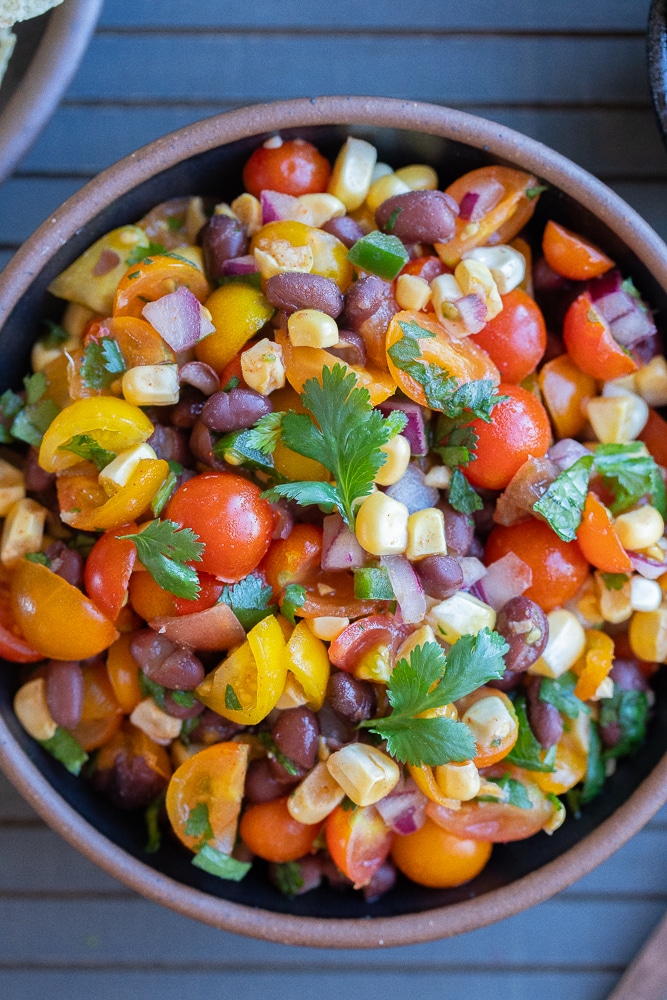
588;270;656;348
321;513;366;571
143;286;214;351
178;361;220;396
457;178;503;221
221;254;260;276
385;463;439;514
270;501;293;540
456;293;488;334
455;556;487;590
494;456;559;527
380;555;426;624
458;191;479;221
261;189;300;224
629;550;667;580
374;777;427;835
149;603;245;651
377;401;428;456
472;552;533;610
548;438;591;472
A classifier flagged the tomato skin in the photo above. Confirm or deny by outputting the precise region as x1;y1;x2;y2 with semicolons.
542;220;614;281
0;580;42;662
242;139;331;198
563;292;638;380
167;742;248;855
172;572;224;616
639;407;667;468
485;519;589;613
472;289;547;383
576;492;633;573
463;384;552;491
84;523;138;621
165;472;274;583
391;818;491;888
240;795;321;862
260;523;323;595
328;614;407;672
325;803;393;888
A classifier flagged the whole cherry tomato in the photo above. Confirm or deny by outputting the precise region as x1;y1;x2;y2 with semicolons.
242;138;331;198
485;519;589;613
463;384;551;491
325;802;393;888
391;818;491;888
165;472;274;583
563;291;638;381
239;795;321;862
472;288;547;383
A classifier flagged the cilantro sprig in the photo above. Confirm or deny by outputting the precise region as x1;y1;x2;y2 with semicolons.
262;365;406;529
219;572;276;631
80;337;126;391
122;519;204;600
359;631;508;766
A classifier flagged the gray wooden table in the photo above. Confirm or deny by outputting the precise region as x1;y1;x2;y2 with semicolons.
1;2;666;997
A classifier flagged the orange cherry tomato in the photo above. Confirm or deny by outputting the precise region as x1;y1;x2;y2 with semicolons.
84;523;138;621
485;519;589;613
10;559;118;660
391;818;491;888
56;459;169;533
0;578;42;663
472;289;547;383
260;523;323;596
242;138;332;198
399;254;449;285
456;686;519;767
113;254;211;318
68;659;123;751
325;802;393;888
572;629;615;702
167;742;249;856
576;492;633;574
563;291;638;381
166;472;274;584
538;353;597;440
463;383;551;491
639;407;667;468
105;632;143;714
128;570;178;621
542;220;614;281
385;310;500;408
239;795;321;863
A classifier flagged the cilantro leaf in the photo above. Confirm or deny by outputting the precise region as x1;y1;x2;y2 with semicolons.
214;428;280;476
579;721;606;805
533;455;594;542
225;685;242;711
150;467;179;517
435;425;478;468
139;669;167;710
0;389;24;443
281;583;306;625
185;802;214;843
123;519;204;599
506;695;557;772
59;434;116;471
144;794;164;854
594;442;667;518
126;240;166;266
244;411;286;455
273;861;305;897
599;686;649;759
192;844;251;881
600;572;629;591
387;321;458;410
437;629;508;703
24;372;48;405
39;727;89;776
11;397;59;447
80;337;126;390
448;467;483;513
373;714;476;767
539;671;590;719
478;774;533;809
40;319;70;349
219;573;276;631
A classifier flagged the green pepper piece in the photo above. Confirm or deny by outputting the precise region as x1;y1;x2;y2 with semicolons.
347;231;410;281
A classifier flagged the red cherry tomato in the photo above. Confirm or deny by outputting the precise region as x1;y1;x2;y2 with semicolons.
473;289;547;383
84;523;138;621
464;384;552;491
325;802;393;889
165;472;274;584
173;572;224;616
242;139;331;198
485;519;589;613
563;291;638;381
399;254;449;283
328;614;407;672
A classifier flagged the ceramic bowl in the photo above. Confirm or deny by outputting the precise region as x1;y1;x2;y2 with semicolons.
0;96;666;948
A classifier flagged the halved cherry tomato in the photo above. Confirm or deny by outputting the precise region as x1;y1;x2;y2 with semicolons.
538;353;597;440
325;802;393;888
576;492;632;574
563;291;638;380
299;568;385;620
113;254;211;318
472;288;547;383
542;220;614;281
0;578;42;662
105;632;143;713
242;139;332;198
128;570;178;621
39;397;154;474
485;519;589;613
639;407;667;468
456;686;519;767
391;818;491;888
399;254;449;285
56;458;169;533
84;523;138;621
166;472;274;584
260;523;323;595
173;572;224;616
463;383;551;491
166;742;249;855
532;714;590;796
68;659;123;751
284;620;330;711
194;283;274;374
240;795;322;862
11;559;118;660
328;614;406;672
572;629;615;702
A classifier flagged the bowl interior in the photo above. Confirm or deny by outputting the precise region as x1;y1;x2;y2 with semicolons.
1;112;667;933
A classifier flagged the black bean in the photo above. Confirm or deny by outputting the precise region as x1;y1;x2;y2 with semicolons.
322;215;365;248
148;424;190;464
487;668;524;692
272;707;319;770
244;758;291;804
45;541;84;588
265;272;344;317
438;501;474;557
130;630;176;675
163;692;205;719
317;702;358;752
610;658;650;692
201;387;273;433
363;859;397;902
150;648;205;690
200;215;249;279
24;447;55;493
171;386;205;428
414;554;464;600
93;749;168;811
495;597;549;674
45;660;84;729
526;677;563;749
375;190;458;244
189;708;244;744
344;275;393;330
326;329;367;367
327;672;377;723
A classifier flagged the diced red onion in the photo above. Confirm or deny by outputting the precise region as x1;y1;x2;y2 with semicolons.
178;361;220;396
385;463;439;514
374;777;427;835
377;401;428;456
548;438;591;472
629;550;667;580
149;603;245;651
494;456;559;526
261;189;300;224
221;254;260;276
588;270;656;348
321;513;366;571
380;555;426;624
457;179;503;221
455;556;487;590
472;552;533;610
270;501;293;541
143;286;214;351
456;293;488;334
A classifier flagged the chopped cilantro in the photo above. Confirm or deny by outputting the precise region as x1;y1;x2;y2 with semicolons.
435;425;479;468
125;240;166;266
80;337;126;391
192;844;251;881
0;389;24;443
525;185;548;199
185;802;214;844
600;572;629;591
533;455;594;542
281;583;306;625
594;442;667;518
123;519;204;600
11;397;59;447
579;721;606;805
506;695;557;772
171;690;195;709
144;794;164;854
225;684;242;711
41;319;70;349
258;732;300;776
222;376;240;392
25;552;50;566
599;686;649;760
383;208;401;233
539;671;590;719
167;216;185;232
218;572;276;631
59;434;116;471
478;773;533;809
273;860;305;897
244;411;286;455
39;727;88;776
448;467;483;513
139;669;166;710
24;371;48;405
214;428;279;476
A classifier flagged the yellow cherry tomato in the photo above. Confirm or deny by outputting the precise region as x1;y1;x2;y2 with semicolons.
57;458;169;532
39;397;154;474
195;282;274;373
572;629;615;702
284;620;330;711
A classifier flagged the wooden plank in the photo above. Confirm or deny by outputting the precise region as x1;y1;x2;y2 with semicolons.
19;105;667;179
0;772;37;822
99;0;651;32
67;35;650;104
0;178;84;244
0;897;662;968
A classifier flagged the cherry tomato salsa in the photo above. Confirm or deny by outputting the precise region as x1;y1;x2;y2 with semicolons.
3;134;665;902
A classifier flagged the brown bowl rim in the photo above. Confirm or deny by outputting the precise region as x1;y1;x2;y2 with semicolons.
1;95;667;948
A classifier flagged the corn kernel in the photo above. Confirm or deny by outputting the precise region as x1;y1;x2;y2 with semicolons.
529;609;586;678
171;740;206;768
434;760;480;801
395;273;432;311
297;193;346;227
371;162;394;182
288;761;345;824
99;443;158;495
61;301;95;338
591;677;614;701
595;570;633;624
0;497;47;568
130;697;182;746
423;465;452;489
355;491;409;556
31;329;80;372
14;678;57;743
240;338;286;396
306;616;349;641
461;244;526;295
395;163;439;191
230;192;262;235
614;505;664;551
326;743;400;807
462;696;516;747
327;137;378;211
635;355;667;407
0;458;25;517
429;591;496;644
630;576;663;613
253;241;314;280
587;393;648;444
354;642;392;683
406;507;447;561
374;434;411;487
275;672;309;710
396;624;437;662
455;258;502;320
173;245;204;271
542;797;566;835
122;363;179;406
365;173;411;214
287;309;339;349
629;606;667;661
